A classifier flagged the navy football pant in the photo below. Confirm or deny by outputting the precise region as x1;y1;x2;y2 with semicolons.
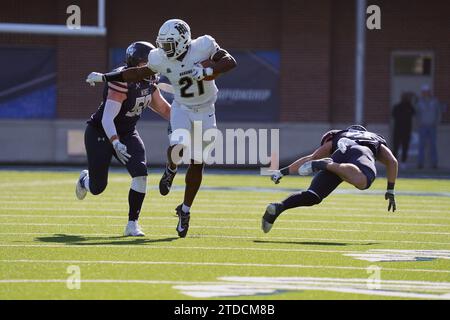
84;124;148;195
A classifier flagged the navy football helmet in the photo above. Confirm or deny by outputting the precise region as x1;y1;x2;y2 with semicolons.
125;41;155;67
347;124;367;132
320;130;340;146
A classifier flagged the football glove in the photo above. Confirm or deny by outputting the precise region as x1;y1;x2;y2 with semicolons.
270;170;283;184
86;72;105;87
192;64;213;81
385;190;396;212
112;139;131;165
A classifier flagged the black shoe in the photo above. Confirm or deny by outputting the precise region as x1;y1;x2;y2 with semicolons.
175;204;190;238
159;166;177;196
261;203;284;233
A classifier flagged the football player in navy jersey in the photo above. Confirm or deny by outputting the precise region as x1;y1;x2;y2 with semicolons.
76;41;171;237
262;125;399;233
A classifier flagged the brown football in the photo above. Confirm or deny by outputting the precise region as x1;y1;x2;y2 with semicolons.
200;59;219;81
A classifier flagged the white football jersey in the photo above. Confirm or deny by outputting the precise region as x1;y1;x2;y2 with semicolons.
147;35;220;107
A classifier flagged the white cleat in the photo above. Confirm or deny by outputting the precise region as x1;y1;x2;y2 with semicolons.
124;220;145;237
298;161;313;176
75;170;89;200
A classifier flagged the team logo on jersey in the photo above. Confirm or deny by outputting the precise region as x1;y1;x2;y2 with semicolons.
166;68;172;73
141;88;150;96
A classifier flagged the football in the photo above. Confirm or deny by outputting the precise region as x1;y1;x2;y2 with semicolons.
200;59;219;81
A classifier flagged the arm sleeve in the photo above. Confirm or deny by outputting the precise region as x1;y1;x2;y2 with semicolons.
101;99;122;140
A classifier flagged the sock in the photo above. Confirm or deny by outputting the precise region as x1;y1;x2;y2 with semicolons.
181;204;190;214
281;191;321;210
128;189;145;221
82;176;90;192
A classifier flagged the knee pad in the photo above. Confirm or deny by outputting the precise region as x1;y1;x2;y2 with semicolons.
131;176;147;194
304;190;322;206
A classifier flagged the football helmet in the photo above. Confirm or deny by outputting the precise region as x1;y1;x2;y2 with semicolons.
320;130;340;146
156;19;191;59
125;41;155;67
347;124;367;132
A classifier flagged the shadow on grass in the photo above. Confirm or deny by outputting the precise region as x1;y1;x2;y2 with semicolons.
253;240;379;246
34;234;178;246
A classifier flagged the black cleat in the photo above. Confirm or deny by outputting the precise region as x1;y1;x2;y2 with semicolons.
175;204;190;238
159;166;177;196
261;203;284;233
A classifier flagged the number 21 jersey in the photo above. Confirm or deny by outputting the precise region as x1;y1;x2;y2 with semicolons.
147;35;219;107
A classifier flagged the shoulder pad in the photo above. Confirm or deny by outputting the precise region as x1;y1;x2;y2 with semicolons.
194;35;219;54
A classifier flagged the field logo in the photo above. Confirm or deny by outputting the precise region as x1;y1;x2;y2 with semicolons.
66;265;81;289
367;265;381;289
66;5;81;30
346;250;450;262
173;276;450;299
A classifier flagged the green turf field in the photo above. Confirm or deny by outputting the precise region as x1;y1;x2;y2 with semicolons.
0;170;449;299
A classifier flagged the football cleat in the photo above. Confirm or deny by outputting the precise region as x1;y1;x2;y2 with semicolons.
261;203;284;233
175;204;190;238
124;220;145;237
298;158;333;176
75;170;89;200
159;166;177;196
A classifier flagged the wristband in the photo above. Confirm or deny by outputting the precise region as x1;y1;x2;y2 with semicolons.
104;71;125;82
280;167;290;176
387;182;395;190
110;135;119;144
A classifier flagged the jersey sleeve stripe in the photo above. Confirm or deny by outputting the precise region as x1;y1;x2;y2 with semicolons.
108;83;128;93
111;81;128;89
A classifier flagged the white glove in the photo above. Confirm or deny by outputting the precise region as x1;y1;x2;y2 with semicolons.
192;64;213;81
112;139;131;164
337;137;357;153
86;72;105;87
269;170;283;184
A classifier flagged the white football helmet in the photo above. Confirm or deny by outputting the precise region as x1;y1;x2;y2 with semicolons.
156;19;191;60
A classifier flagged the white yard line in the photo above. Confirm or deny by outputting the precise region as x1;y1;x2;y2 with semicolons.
0;232;447;245
0;221;448;235
0;214;448;228
1;206;449;218
0;259;448;274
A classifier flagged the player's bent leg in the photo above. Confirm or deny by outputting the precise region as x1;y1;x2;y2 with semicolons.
324;162;368;190
175;161;204;238
159;145;182;196
122;131;148;236
262;170;342;233
262;191;321;233
77;125;113;198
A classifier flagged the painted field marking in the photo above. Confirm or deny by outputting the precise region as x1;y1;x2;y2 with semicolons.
0;259;449;274
0;214;448;228
345;249;450;262
0;221;448;235
0;232;447;246
174;276;450;299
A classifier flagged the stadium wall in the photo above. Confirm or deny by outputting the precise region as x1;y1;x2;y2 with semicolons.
0;0;449;167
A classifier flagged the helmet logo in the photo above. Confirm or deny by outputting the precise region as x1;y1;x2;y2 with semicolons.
174;23;188;35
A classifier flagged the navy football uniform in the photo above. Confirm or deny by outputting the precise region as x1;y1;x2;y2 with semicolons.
309;129;387;201
88;66;156;137
84;66;156;194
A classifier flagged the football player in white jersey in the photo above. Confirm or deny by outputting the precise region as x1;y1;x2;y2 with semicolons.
86;19;237;238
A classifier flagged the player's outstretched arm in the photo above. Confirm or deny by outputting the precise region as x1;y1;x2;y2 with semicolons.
86;66;156;86
270;142;332;184
149;88;171;121
376;144;398;212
